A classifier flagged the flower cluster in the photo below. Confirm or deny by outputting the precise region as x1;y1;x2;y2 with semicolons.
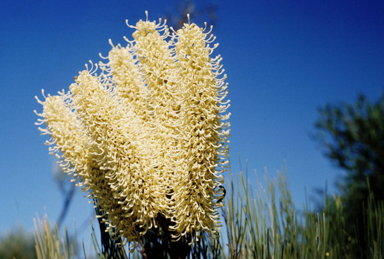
35;12;230;244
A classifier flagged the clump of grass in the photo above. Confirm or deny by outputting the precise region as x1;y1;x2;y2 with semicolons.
32;162;384;258
222;161;383;258
34;214;79;259
363;181;384;258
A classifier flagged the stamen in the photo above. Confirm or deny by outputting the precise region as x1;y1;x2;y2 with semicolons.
108;38;114;47
35;95;44;105
125;19;135;29
123;36;135;45
42;89;47;99
205;25;214;35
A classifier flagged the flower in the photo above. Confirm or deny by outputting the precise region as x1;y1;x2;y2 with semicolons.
35;12;230;245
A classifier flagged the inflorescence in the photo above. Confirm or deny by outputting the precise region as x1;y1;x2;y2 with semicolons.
35;12;230;247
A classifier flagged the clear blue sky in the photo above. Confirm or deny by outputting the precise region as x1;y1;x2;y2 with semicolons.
1;0;384;249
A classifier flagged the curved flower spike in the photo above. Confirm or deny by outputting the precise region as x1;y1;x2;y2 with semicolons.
35;13;230;246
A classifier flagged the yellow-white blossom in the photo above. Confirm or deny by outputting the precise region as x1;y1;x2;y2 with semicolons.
35;12;230;244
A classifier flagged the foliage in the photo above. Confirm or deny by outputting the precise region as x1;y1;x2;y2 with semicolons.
0;226;37;259
2;162;374;258
223;162;384;258
34;214;79;259
313;94;384;248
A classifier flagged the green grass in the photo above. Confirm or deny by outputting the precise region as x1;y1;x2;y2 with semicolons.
31;162;384;258
0;226;37;259
34;214;79;259
223;161;383;258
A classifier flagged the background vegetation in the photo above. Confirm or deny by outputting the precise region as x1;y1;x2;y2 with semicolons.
313;93;384;254
27;162;384;258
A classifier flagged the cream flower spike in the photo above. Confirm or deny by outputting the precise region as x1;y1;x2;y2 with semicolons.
35;12;230;247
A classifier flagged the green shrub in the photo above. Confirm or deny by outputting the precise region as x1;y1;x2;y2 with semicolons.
0;227;37;259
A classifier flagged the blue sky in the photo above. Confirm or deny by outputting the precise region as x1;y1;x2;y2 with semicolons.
1;0;384;249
